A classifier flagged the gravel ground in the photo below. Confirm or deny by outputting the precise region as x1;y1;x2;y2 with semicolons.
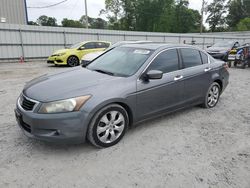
0;62;250;188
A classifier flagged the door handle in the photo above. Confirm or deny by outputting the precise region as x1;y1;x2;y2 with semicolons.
174;75;183;81
204;67;211;72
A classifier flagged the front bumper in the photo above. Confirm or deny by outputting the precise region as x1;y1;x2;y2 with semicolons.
47;56;67;65
14;102;90;144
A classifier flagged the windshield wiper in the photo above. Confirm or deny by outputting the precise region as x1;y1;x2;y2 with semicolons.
92;69;114;76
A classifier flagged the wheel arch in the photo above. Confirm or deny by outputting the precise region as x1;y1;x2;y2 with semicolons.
86;99;135;129
213;79;223;92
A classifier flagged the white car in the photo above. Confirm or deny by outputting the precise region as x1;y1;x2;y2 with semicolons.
81;41;152;67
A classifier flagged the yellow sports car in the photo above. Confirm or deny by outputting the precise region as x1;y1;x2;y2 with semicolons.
47;41;111;67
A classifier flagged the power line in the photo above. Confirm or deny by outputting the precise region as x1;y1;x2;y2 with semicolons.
27;0;69;9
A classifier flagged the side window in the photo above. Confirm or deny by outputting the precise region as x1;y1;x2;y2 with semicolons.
200;51;208;64
83;42;96;49
180;48;202;68
148;49;179;74
96;42;110;48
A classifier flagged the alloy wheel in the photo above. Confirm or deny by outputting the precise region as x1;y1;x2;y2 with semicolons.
207;85;220;107
97;111;125;144
67;56;79;67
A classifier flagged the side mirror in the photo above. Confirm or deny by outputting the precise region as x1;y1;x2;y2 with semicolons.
146;70;163;80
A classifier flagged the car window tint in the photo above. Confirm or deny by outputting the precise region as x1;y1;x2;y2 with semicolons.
84;42;96;49
181;48;202;68
97;42;110;48
200;51;208;64
148;49;179;73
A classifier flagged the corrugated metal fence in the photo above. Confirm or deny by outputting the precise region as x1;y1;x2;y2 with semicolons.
0;23;250;62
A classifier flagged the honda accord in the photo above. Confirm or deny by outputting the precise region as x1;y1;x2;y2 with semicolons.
15;43;229;148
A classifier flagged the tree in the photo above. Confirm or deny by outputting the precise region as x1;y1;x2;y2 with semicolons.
61;18;84;28
37;15;57;26
28;21;38;26
206;0;227;32
227;0;250;29
91;18;108;29
80;16;108;29
236;17;250;31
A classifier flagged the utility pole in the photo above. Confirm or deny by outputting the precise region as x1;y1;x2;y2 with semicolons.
200;0;205;34
84;0;88;29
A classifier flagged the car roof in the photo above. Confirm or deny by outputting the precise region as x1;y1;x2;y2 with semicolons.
121;43;196;50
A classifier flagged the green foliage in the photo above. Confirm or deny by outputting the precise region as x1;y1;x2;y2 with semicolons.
236;17;250;31
101;0;202;33
28;21;38;26
205;0;227;32
37;15;57;26
79;16;108;29
61;19;84;28
227;0;250;29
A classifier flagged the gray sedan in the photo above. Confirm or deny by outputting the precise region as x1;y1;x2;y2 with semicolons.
15;43;229;148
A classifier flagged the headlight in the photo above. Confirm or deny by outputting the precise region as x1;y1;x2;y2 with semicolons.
38;95;91;114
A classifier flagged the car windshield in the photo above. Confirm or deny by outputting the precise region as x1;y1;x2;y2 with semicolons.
87;47;153;77
212;41;234;48
69;42;83;49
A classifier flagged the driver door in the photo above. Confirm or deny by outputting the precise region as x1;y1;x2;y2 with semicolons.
136;49;184;120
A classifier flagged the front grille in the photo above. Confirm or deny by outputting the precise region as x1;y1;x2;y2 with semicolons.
20;95;36;111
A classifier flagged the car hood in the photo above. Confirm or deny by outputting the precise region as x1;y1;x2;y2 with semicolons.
52;49;72;55
207;47;230;53
23;68;120;102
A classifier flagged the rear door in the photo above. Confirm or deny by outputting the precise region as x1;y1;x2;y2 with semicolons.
136;49;185;120
179;48;212;104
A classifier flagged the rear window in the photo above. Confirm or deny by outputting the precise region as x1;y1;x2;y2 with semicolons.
180;48;202;68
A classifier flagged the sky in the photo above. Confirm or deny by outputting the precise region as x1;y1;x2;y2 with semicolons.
27;0;212;24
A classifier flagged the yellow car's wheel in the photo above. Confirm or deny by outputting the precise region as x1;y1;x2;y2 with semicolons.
67;56;79;67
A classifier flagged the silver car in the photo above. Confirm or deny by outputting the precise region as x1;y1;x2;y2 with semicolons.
15;43;229;148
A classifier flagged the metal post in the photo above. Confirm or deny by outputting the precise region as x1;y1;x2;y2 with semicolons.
85;0;88;29
63;31;66;48
19;29;25;60
202;37;205;49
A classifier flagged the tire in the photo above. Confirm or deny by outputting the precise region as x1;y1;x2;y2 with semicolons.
67;56;79;67
202;82;221;108
233;61;237;67
228;61;231;68
87;104;129;148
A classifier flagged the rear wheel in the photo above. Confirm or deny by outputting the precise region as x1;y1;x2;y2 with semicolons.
87;104;129;148
228;61;232;68
67;56;79;67
202;82;221;108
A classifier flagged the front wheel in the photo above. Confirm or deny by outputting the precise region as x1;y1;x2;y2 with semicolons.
202;82;221;108
228;61;232;68
87;104;129;148
67;56;79;67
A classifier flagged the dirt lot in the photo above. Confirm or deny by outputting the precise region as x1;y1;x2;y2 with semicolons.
0;62;250;188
